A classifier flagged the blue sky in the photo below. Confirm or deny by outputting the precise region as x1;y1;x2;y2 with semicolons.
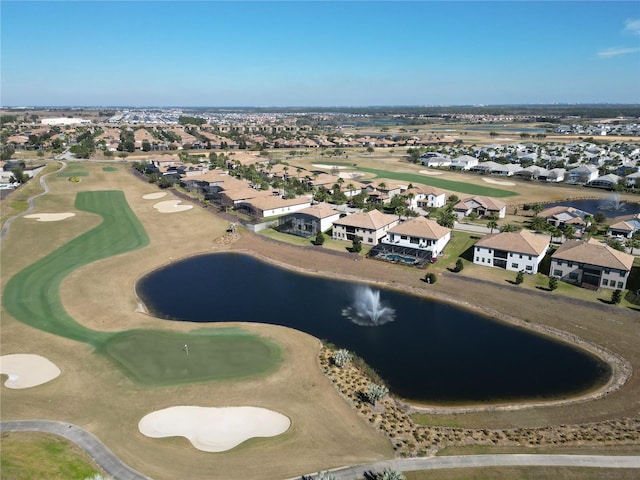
1;1;639;106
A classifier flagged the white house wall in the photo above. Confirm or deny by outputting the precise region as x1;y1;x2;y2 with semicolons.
473;246;546;273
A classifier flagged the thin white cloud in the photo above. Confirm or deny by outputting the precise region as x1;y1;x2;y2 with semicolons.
624;18;640;35
597;46;640;58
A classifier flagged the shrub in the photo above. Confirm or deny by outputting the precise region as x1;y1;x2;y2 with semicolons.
455;259;464;272
314;231;325;246
548;276;558;291
423;272;437;284
611;289;622;304
366;383;389;405
333;348;352;368
515;271;524;285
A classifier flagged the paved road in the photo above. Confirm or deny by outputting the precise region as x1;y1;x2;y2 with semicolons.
3;421;639;480
0;420;152;480
299;453;640;479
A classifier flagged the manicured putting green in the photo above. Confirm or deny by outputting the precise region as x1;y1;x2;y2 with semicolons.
102;166;118;172
103;329;281;386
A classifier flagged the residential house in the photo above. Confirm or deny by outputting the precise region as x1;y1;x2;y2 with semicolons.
624;171;640;188
608;213;640;239
473;229;550;274
515;165;549;181
546;168;566;183
420;153;451;168
277;203;342;238
382;216;451;257
550;238;634;290
218;186;273;208
239;195;312;219
404;185;447;209
538;206;592;235
450;155;479;170
332;209;400;245
453;196;507;219
567;165;599;184
588;174;621;190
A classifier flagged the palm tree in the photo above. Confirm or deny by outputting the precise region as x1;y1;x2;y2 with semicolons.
487;219;498;234
347;183;355;198
563;224;576;240
377;468;406;480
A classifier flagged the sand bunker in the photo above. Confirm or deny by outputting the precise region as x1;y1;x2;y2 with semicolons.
153;200;193;213
312;164;347;169
138;406;290;452
483;178;516;186
338;172;363;179
0;354;61;389
419;170;444;176
24;213;76;222
143;192;168;200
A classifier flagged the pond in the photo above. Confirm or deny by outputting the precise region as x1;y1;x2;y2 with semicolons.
545;196;640;218
137;253;610;405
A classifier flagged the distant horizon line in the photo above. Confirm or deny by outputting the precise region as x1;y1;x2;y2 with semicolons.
2;103;640;110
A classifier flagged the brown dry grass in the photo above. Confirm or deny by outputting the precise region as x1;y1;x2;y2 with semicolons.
0;162;393;480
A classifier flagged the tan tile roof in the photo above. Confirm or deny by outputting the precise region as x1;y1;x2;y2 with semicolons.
388;216;451;240
221;186;273;202
334;209;399;230
294;203;341;219
455;196;506;212
244;195;312;211
406;185;446;196
475;229;550;256
552;238;634;271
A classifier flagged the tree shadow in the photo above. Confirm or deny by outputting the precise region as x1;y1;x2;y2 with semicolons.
597;298;614;305
535;286;552;292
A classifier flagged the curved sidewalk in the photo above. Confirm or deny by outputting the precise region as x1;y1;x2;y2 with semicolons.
0;420;152;480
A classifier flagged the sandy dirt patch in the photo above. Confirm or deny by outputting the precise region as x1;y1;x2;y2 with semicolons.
142;192;168;200
0;354;61;389
419;170;444;176
138;406;291;452
153;200;193;213
312;164;347;169
483;178;516;186
24;213;76;222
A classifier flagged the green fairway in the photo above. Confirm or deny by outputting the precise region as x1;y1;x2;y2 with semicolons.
355;167;519;197
3;190;148;344
103;329;281;386
102;166;118;172
3;190;282;384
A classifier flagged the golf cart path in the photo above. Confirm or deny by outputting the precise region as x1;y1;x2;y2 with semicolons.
0;161;66;241
2;421;639;480
0;420;152;480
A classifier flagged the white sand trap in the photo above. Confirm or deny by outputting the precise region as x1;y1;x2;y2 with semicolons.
0;354;61;389
312;164;347;169
139;406;290;452
24;212;76;222
338;172;362;179
143;192;168;200
419;170;444;176
483;178;516;186
153;200;194;213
